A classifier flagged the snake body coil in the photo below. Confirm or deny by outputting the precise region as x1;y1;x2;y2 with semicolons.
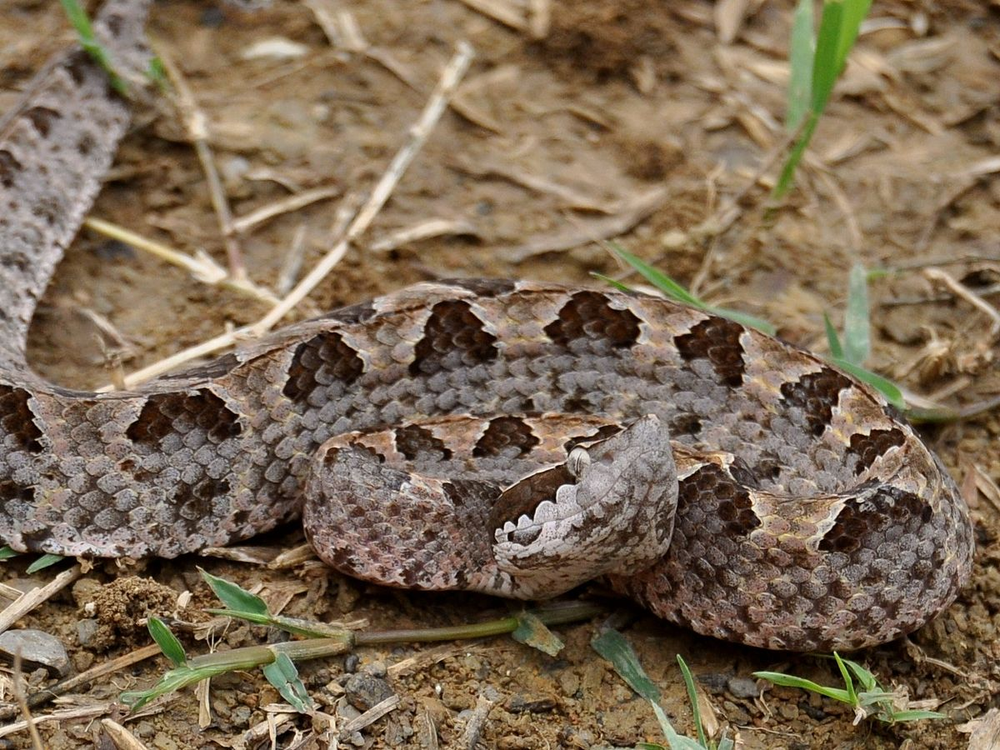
0;0;974;651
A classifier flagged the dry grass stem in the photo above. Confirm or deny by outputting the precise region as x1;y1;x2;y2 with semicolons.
0;566;82;636
251;41;475;336
339;694;401;737
12;652;44;750
371;218;479;252
99;327;248;391
452;155;618;212
305;0;421;90
153;42;247;282
239;710;296;747
232;186;342;234
101;718;150;750
26;644;163;711
84;218;279;304
455;0;527;31
923;268;1000;338
268;543;319;569
0;704;110;740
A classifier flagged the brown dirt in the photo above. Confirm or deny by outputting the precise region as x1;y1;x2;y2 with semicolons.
1;0;999;747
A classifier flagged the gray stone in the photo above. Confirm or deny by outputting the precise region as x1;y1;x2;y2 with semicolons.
344;672;395;711
727;676;760;699
0;628;71;677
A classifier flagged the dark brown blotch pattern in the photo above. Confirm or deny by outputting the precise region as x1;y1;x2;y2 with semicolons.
0;385;44;454
0;150;22;189
127;390;242;446
779;367;854;437
674;317;747;388
395;424;452;461
544;291;641;351
819;486;934;555
474;417;539;458
283;332;364;404
0;478;35;505
410;300;498;375
24;107;60;138
681;463;761;537
848;428;906;475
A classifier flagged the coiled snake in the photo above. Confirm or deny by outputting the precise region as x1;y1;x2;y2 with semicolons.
0;0;974;651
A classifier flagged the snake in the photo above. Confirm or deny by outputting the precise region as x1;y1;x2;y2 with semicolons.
0;0;974;652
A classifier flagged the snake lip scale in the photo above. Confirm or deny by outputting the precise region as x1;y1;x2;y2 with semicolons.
0;0;974;652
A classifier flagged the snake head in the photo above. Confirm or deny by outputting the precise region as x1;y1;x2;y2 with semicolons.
489;414;678;600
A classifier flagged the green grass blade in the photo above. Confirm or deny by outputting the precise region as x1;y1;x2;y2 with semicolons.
839;657;878;693
512;612;564;656
148;617;188;667
832;358;906;410
833;653;858;706
889;710;948;722
262;652;314;713
0;547;18;561
25;554;63;574
650;703;707;750
843;263;871;365
787;0;815;131
772;111;819;200
834;0;873;76
710;308;777;336
676;655;708;748
591;629;661;701
200;569;269;617
58;0;128;95
590;272;635;294
811;1;846;113
612;246;704;307
603;251;777;335
823;313;844;359
752;671;851;703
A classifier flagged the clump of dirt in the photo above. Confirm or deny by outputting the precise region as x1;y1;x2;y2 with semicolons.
75;576;178;651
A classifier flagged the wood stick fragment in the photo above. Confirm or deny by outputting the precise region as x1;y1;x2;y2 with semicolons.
371;218;480;252
26;644;163;711
0;704;110;740
12;651;45;750
232;186;341;234
101;719;151;750
0;566;82;635
84;218;278;305
339;694;401;736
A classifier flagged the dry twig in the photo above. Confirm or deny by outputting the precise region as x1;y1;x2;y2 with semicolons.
0;566;82;636
153;42;247;281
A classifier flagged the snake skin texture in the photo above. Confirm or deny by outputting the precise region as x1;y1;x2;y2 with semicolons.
0;0;975;651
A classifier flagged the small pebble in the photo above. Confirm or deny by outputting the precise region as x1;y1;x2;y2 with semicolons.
727;676;760;699
0;629;70;677
363;659;387;678
76;619;99;648
344;672;394;711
